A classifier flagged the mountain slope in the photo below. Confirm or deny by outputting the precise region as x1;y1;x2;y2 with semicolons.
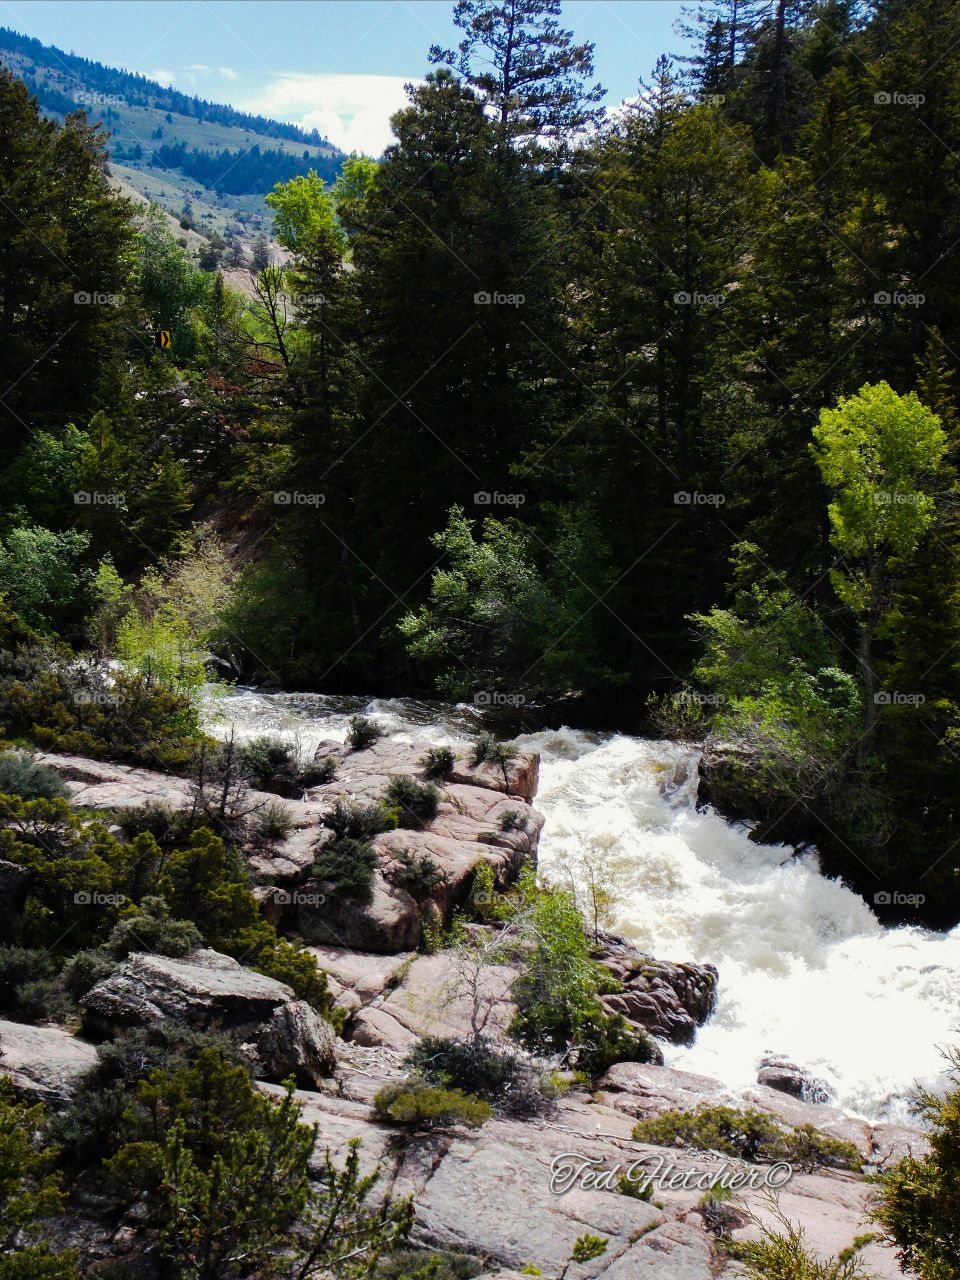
0;26;348;249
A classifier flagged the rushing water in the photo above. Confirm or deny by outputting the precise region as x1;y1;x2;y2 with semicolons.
207;686;960;1123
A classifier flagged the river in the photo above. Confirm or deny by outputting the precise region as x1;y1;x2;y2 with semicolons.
207;686;960;1123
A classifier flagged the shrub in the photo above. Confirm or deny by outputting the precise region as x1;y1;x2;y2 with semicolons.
253;798;295;842
13;976;74;1023
388;849;448;898
348;715;384;750
0;750;66;800
114;801;191;845
499;807;528;833
871;1046;960;1277
324;797;397;840
420;746;455;779
407;1036;555;1118
0;1081;80;1278
104;897;203;959
238;734;299;795
312;836;379;904
374;1248;483;1280
60;949;117;999
631;1105;862;1172
0;946;58;1015
699;1187;748;1238
383;775;441;828
301;754;337;786
373;1080;491;1131
572;1234;608;1263
472;732;515;770
729;1201;871;1278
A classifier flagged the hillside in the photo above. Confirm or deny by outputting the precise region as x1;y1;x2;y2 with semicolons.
0;25;347;257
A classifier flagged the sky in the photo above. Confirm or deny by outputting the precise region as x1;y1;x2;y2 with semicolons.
0;0;693;154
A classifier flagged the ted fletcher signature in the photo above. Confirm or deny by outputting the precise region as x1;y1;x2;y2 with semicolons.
549;1150;793;1196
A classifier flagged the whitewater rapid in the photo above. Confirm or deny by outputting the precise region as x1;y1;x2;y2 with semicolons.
207;687;960;1122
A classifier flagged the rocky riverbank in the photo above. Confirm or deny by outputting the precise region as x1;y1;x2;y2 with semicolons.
0;739;923;1277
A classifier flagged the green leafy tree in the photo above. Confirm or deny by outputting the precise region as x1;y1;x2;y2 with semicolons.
0;525;91;633
811;381;946;740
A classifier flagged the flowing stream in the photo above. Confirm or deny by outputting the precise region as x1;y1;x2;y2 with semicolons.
207;686;960;1123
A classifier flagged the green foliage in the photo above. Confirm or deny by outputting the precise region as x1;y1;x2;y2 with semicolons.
325;798;397;841
252;798;295;843
399;508;617;701
383;775;441;828
508;873;657;1074
420;746;456;779
99;1047;411;1278
407;1036;555;1118
571;1234;608;1264
373;1248;482;1280
471;731;516;770
373;1080;491;1132
631;1105;862;1172
311;836;379;905
348;716;385;750
730;1200;871;1279
387;849;448;898
0;751;66;801
0;525;91;633
871;1047;960;1277
237;734;299;795
499;808;527;833
104;896;203;959
0;1082;79;1279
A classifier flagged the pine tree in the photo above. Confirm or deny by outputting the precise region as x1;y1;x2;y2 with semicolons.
429;0;605;152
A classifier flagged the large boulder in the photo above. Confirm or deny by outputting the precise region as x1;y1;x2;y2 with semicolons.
597;939;718;1046
81;949;337;1085
0;1019;98;1103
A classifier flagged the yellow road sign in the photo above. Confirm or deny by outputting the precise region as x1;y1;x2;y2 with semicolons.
155;330;171;349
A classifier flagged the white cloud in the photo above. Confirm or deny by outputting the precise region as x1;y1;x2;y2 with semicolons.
189;63;212;74
150;68;177;87
219;66;240;81
235;72;417;157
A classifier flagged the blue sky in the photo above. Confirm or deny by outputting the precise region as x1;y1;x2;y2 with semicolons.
0;1;692;153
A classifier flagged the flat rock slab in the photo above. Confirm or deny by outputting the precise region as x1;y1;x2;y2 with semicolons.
349;951;517;1051
0;1019;98;1103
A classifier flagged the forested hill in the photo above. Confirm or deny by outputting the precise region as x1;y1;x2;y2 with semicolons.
0;25;345;222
